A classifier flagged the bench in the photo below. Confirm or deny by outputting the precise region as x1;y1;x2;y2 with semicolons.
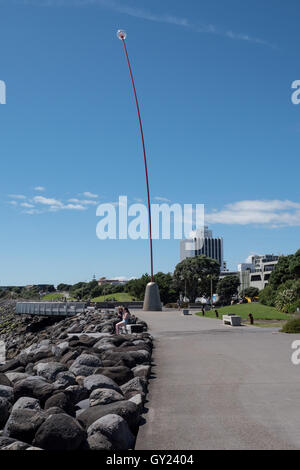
126;324;144;334
182;309;191;315
119;324;144;334
222;314;242;326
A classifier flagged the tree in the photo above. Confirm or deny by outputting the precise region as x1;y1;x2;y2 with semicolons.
173;255;220;302
125;274;151;301
259;285;276;306
90;285;104;298
259;249;300;310
244;287;259;300
70;282;90;300
0;288;8;299
289;249;300;279
216;275;240;305
153;272;178;304
11;286;22;295
269;255;295;289
125;272;178;303
57;283;71;292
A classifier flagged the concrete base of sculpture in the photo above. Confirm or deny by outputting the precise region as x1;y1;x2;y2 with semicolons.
143;282;162;311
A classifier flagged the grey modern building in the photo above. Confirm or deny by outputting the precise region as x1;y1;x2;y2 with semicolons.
237;254;280;291
180;226;224;269
218;254;281;298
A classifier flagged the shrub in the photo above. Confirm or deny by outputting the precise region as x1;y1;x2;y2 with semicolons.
286;300;300;314
259;285;276;306
275;280;300;312
164;302;188;309
281;318;300;333
244;287;259;300
275;288;297;313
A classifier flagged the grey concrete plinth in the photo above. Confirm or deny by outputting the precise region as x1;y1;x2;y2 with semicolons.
143;282;162;311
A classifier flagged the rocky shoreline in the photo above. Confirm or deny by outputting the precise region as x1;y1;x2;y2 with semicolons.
0;302;152;450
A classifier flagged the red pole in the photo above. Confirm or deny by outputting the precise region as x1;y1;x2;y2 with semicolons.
117;30;154;282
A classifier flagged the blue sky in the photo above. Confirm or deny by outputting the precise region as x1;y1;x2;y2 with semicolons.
0;0;300;285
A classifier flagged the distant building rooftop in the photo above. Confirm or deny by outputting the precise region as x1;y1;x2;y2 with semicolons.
97;277;127;286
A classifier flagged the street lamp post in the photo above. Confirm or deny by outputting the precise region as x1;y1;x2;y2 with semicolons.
117;30;161;311
180;275;187;302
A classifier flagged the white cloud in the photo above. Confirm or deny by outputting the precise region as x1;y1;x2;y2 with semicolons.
106;1;275;48
33;196;86;211
206;200;300;227
111;199;127;207
81;200;98;205
33;196;63;207
82;192;98;198
62;204;86;210
225;31;272;47
153;196;171;202
5;0;275;48
105;1;191;28
8;194;26;199
68;198;98;205
23;208;42;215
226;200;300;212
7;189;99;214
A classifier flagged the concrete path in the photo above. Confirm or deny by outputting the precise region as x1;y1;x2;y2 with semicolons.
134;310;300;450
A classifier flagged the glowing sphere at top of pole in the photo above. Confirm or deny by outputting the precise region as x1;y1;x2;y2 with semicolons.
117;30;127;40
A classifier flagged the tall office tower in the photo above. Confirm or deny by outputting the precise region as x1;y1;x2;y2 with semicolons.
180;226;224;269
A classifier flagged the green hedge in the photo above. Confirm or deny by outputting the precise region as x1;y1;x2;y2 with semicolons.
164;302;188;309
281;318;300;333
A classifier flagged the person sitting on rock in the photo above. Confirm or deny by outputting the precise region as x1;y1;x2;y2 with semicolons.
115;307;131;334
117;305;124;320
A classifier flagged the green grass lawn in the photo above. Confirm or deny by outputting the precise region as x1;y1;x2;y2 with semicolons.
91;292;135;302
196;303;292;321
41;292;135;302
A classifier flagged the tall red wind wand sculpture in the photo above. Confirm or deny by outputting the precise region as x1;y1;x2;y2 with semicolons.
117;29;161;311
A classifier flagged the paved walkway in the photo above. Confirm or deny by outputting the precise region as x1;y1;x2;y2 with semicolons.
134;310;300;450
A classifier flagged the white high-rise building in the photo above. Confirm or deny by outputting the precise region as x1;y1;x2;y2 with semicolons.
180;226;224;269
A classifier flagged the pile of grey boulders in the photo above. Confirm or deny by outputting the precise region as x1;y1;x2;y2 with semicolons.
0;309;152;450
